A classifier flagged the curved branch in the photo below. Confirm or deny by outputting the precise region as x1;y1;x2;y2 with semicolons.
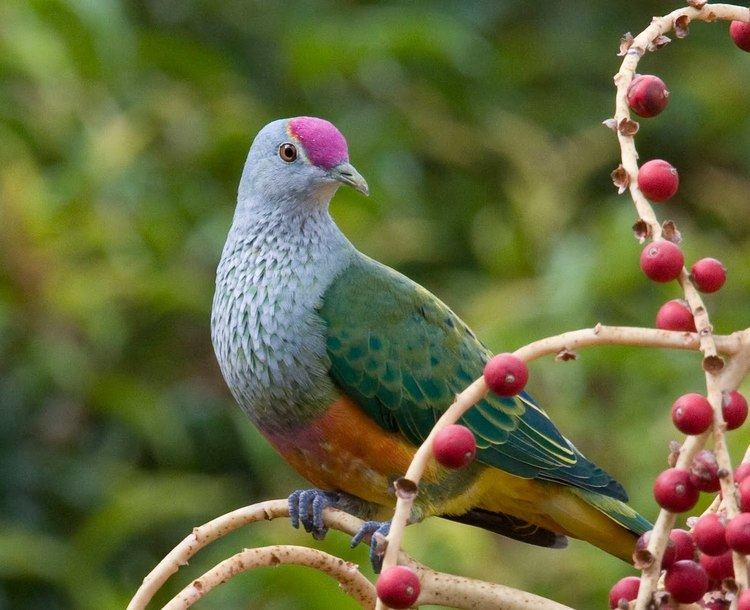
513;324;744;363
127;498;574;610
610;6;750;607
163;545;376;609
413;564;575;610
127;499;366;610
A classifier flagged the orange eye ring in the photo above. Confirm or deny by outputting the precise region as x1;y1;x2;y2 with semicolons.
278;143;297;162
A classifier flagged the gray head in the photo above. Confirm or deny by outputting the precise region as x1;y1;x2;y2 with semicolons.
238;117;369;211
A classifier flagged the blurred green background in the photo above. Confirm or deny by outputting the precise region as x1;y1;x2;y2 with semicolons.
2;1;750;608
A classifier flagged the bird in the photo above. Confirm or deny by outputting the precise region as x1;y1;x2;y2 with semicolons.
211;116;650;571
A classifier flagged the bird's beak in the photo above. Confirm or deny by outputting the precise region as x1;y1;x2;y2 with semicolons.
329;162;369;196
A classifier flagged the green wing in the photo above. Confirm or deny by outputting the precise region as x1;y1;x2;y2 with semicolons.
319;254;627;501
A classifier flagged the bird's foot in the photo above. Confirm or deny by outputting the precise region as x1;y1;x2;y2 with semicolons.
350;520;391;573
288;489;342;540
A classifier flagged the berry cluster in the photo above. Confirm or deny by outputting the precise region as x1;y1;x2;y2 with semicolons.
616;381;748;607
610;458;750;607
607;18;750;610
626;73;729;325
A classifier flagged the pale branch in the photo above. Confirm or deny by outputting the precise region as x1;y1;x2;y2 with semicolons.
412;564;575;610
162;545;376;610
705;374;749;588
512;324;744;363
127;498;573;610
613;2;750;238
127;499;366;610
611;5;750;608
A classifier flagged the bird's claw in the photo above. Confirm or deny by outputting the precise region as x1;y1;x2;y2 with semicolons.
350;520;391;573
288;489;340;540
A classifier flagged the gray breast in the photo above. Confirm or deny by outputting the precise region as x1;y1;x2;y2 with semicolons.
211;207;352;431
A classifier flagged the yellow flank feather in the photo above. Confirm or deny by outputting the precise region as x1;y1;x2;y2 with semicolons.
447;467;638;562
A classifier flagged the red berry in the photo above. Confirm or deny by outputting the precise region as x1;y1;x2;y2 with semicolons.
734;462;750;484
722;390;748;430
700;550;734;581
608;576;640;609
433;425;476;469
670;529;697;562
690;450;721;493
693;513;729;556
739;589;750;610
654;468;699;512
635;530;676;569
627;74;670;117
672;393;713;435
691;258;727;293
730;20;750;52
725;512;750;554
664;560;709;603
376;566;420;609
484;353;528;397
640;240;684;283
656;299;696;332
638;159;679;202
739;478;750;512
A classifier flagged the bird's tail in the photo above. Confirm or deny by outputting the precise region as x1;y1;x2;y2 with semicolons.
543;486;651;562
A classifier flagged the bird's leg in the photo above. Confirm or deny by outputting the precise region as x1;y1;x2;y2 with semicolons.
288;489;393;571
288;489;377;538
288;489;341;539
350;520;391;573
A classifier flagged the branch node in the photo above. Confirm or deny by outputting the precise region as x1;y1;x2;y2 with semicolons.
668;440;681;467
618;117;640;136
618;32;635;56
633;548;655;570
649;35;672;51
394;477;419;500
611;164;630;193
703;354;725;373
555;348;577;362
675;14;691;38
632;219;652;242
661;220;682;244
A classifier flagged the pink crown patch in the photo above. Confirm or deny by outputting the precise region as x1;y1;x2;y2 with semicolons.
288;117;349;170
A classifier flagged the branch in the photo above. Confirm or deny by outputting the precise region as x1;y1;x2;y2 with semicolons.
127;499;366;610
127;498;574;610
610;5;750;607
513;324;744;362
163;545;375;609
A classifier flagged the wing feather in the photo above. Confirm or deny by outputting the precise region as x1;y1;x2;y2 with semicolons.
319;254;627;500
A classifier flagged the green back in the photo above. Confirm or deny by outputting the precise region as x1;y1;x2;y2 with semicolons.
319;254;628;501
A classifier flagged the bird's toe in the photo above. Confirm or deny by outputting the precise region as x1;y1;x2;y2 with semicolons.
287;488;339;539
350;520;391;573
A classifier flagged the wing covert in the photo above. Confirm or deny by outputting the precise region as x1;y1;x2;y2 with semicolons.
319;255;626;500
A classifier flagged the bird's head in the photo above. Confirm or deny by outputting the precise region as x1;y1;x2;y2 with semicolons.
238;117;369;209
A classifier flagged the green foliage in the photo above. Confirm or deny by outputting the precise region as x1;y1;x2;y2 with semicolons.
1;1;749;608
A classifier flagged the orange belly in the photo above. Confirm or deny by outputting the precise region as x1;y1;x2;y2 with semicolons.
264;396;432;507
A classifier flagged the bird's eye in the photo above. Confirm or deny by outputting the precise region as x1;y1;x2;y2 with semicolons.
278;143;297;162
